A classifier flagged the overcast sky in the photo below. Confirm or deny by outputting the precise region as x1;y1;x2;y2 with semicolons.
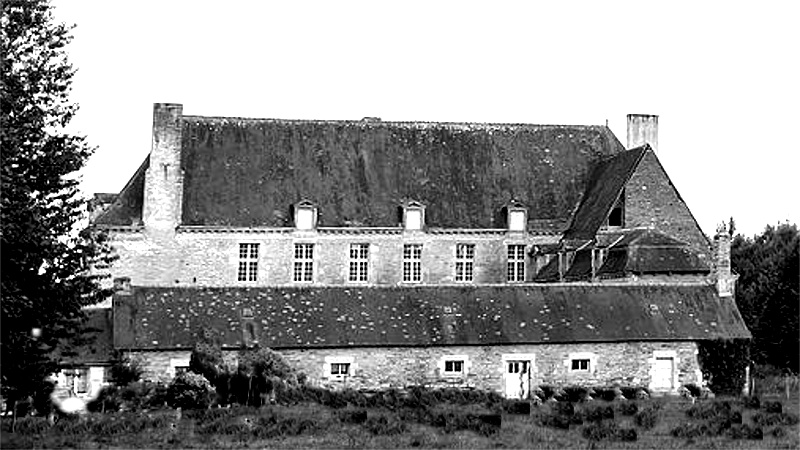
53;0;798;238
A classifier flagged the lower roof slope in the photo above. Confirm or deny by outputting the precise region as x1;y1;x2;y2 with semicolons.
114;285;750;351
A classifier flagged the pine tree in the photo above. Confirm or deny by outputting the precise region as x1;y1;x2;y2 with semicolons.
1;0;114;410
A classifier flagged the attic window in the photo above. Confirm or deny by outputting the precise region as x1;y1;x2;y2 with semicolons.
294;201;317;230
403;202;425;230
507;204;528;232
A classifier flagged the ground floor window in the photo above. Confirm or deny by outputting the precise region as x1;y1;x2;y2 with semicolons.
440;355;469;377
324;356;355;380
567;352;597;374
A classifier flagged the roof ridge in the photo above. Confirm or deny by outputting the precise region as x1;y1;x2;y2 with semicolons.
181;115;610;129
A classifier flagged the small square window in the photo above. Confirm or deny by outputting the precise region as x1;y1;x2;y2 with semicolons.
571;359;590;371
330;363;350;376
444;360;464;374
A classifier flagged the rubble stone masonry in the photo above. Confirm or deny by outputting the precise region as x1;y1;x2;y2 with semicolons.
131;341;700;395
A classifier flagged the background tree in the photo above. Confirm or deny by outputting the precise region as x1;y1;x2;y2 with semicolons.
731;222;799;373
1;0;114;410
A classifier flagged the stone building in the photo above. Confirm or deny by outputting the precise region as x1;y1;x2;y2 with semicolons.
84;104;749;398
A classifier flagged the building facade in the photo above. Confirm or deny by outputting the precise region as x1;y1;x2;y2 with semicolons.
83;104;750;398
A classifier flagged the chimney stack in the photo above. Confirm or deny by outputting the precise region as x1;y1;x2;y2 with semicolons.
713;223;736;297
143;103;184;235
627;114;659;153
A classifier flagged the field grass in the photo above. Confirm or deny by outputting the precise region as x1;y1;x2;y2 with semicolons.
2;395;798;449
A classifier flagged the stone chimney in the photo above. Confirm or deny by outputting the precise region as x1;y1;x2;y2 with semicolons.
714;224;736;297
143;103;184;234
627;114;659;153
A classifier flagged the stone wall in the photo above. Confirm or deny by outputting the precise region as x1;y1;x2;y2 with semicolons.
106;229;557;287
625;151;710;257
130;341;701;395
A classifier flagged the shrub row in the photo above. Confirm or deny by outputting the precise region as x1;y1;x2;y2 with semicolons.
582;421;637;442
533;385;650;402
2;413;172;436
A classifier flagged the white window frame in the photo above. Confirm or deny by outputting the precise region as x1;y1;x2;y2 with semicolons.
507;244;526;282
566;352;598;374
403;244;423;283
293;243;314;283
348;243;369;283
324;356;356;380
455;243;475;282
237;243;259;282
439;355;469;378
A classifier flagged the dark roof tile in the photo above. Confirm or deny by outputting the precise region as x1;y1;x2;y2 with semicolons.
114;285;750;350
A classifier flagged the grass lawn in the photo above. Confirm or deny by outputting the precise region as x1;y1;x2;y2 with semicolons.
2;395;798;449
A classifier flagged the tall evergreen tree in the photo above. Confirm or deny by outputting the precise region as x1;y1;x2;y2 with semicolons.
1;0;114;408
732;222;799;373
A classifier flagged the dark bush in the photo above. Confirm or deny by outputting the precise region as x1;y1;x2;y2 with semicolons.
592;387;618;402
88;385;122;412
552;401;575;416
763;400;782;414
671;422;706;439
364;414;407;436
7;416;50;435
683;383;703;397
726;424;763;440
338;408;368;424
740;395;761;409
166;372;215;410
109;352;144;386
562;386;590;403
539;413;571;429
582;421;637;442
503;400;531;415
538;385;558;400
686;400;732;420
752;412;799;427
770;426;787;438
698;338;750;396
582;405;614;423
634;407;659;429
616;401;638;416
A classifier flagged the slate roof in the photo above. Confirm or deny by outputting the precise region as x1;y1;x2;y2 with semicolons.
94;156;148;226
57;308;115;366
534;229;710;282
562;146;648;240
597;230;710;278
95;117;625;228
113;285;750;351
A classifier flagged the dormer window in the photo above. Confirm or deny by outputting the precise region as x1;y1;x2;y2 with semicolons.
506;202;528;232
402;201;425;231
294;200;317;230
607;194;624;228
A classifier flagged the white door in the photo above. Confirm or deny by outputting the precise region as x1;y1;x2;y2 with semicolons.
652;357;675;390
504;360;531;399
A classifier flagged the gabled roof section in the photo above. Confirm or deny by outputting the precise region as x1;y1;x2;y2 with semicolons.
56;308;114;366
533;229;710;282
562;146;648;240
114;284;750;350
93;156;148;226
597;229;710;277
179;117;625;227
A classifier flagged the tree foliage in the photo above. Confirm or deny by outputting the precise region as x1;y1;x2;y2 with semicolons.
1;0;114;405
731;222;799;373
